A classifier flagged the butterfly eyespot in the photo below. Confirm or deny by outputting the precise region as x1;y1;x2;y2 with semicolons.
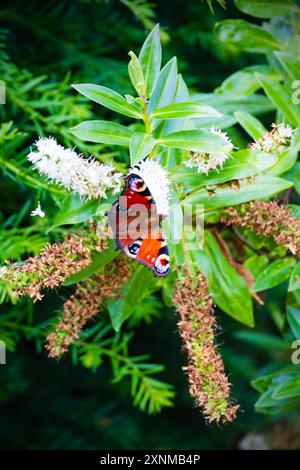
128;176;146;192
126;240;142;258
154;254;170;275
128;243;140;255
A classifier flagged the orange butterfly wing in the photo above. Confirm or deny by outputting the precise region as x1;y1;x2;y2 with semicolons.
108;174;170;277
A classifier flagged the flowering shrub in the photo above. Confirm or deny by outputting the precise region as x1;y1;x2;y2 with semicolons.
1;0;300;433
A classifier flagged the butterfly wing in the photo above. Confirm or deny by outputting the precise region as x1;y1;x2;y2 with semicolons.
108;174;170;277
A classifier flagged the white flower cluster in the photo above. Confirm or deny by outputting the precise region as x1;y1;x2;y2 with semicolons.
130;159;170;216
249;123;294;153
184;126;233;174
28;137;123;199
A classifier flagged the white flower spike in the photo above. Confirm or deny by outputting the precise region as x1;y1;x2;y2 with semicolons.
184;126;233;174
129;159;170;216
249;123;294;153
28;137;123;199
31;201;45;218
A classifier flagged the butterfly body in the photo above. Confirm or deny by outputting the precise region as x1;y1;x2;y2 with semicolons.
108;173;170;277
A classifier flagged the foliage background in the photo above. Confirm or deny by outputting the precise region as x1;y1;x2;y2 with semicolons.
1;0;300;449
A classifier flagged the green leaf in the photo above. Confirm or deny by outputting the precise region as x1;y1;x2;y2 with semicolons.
71;120;133;146
252;364;296;393
128;51;146;97
48;194;99;232
194;91;275;116
194;114;236;131
283;163;300;194
216;65;281;98
256;73;300;127
173;149;277;191
183;176;293;210
129;132;156;166
159;129;232;153
275;52;300;81
139;24;162;99
235;0;298;18
205;230;254;326
287;307;300;338
272;376;300;400
159;74;190;136
235;331;288;351
288;263;300;292
234;111;267;140
215;19;281;53
107;266;158;331
72;83;143;119
255;378;300;412
131;375;175;415
244;254;269;278
148;57;177;116
253;258;296;292
151;102;221;119
271;150;299;177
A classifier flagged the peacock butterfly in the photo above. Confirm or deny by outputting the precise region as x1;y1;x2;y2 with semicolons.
108;170;170;277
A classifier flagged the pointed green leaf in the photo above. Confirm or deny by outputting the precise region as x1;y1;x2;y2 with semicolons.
215;19;281;53
159;129;232;153
256;73;300;127
235;331;288;351
128;51;146;97
160;74;190;136
193;91;275;116
107;266;158;331
48;194;99;232
151;102;221;119
205;230;254;326
216;65;281;97
71;120;133;146
130;132;156;165
173;149;277;190
275;52;300;81
272;376;300;400
283;163;300;194
234;111;267;140
72;83;143;119
139;24;162;98
253;258;296;292
148;57;177;116
244;254;269;279
288;263;300;292
183;176;293;209
235;0;298;18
